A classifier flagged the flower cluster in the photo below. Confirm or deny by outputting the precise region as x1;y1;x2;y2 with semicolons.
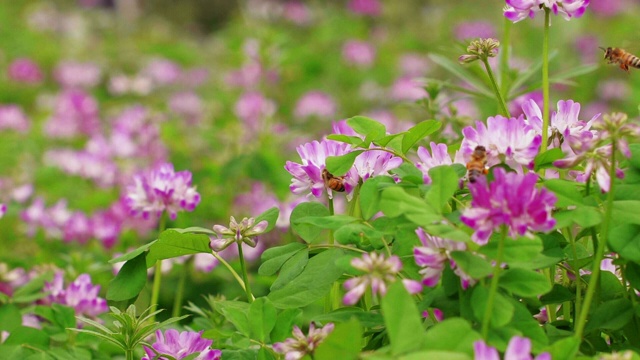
54;61;102;89
8;58;43;84
461;168;557;245
44;89;101;139
142;330;221;360
414;228;474;288
211;216;268;251
504;0;590;22
42;273;108;319
294;91;337;120
342;40;376;68
415;142;462;184
343;252;422;305
458;38;500;64
125;162;200;220
273;322;335;360
474;336;550;360
0;105;30;133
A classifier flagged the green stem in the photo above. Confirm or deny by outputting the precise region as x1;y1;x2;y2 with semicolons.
574;143;617;339
172;257;192;318
326;195;337;311
210;251;253;299
565;228;582;322
544;267;557;322
328;196;335;245
481;229;507;339
125;349;134;360
499;17;512;96
540;8;551;153
149;213;167;323
237;242;254;304
481;58;511;118
367;147;412;164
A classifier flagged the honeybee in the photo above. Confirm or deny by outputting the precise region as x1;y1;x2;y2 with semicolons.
322;168;346;192
600;47;640;73
466;145;488;183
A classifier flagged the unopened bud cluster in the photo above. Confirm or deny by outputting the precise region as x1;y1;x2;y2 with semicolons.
458;38;500;64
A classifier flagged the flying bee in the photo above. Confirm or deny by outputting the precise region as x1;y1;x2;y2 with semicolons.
322;168;346;192
466;145;488;183
600;47;640;73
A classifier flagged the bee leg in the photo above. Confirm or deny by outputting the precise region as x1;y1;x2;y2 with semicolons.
621;63;630;72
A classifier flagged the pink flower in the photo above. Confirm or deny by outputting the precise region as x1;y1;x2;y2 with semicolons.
398;53;430;77
8;58;43;84
125;163;200;220
273;323;334;360
353;150;403;182
343;252;422;305
0;105;30;132
142;330;221;360
283;1;311;25
44;89;101;139
504;0;590;22
509;91;543;118
234;91;276;133
460;115;541;170
390;76;427;102
414;228;473;288
474;336;551;360
415;142;462;184
454;21;496;40
54;61;101;88
342;40;376;68
461;168;557;245
347;0;381;16
0;203;5;219
285;139;359;199
142;58;182;86
42;273;108;319
169;91;203;123
294;91;336;119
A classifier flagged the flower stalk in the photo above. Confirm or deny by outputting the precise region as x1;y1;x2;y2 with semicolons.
237;242;254;304
481;228;507;339
172;256;192;318
481;58;511;118
149;213;166;324
540;8;551;153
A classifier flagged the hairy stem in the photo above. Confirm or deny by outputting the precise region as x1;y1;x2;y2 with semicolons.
149;213;166;323
237;242;254;304
481;229;507;339
210;250;253;301
574;144;617;339
481;58;511;118
541;8;551;153
499;17;512;96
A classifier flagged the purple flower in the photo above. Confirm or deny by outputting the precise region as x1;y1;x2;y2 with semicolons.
285;139;359;199
343;252;422;305
43;273;108;319
342;40;376;68
8;58;43;84
398;53;430;77
461;115;541;171
461;168;557;245
0;105;30;132
598;80;630;101
169;91;203;123
125;163;200;220
509;91;543;118
454;21;496;41
283;1;311;25
474;336;550;360
294;91;336;119
273;322;335;360
142;58;182;86
347;0;381;16
142;330;221;360
353;150;403;182
0;203;6;219
234;91;276;133
414;228;473;288
416;142;461;184
590;0;624;17
44;89;101;139
390;76;427;102
504;0;590;22
54;61;101;89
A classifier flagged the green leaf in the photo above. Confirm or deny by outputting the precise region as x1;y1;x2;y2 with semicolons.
255;207;280;233
479;236;543;268
422;224;470;242
290;202;330;243
214;301;250;337
423;318;480;354
270;248;309;291
270;309;301;342
4;327;50;350
543;180;584;207
375;133;405;147
52;304;76;329
539;284;575;305
584;298;634;332
499;268;552;297
428;54;492;97
106;252;148;301
170;226;217;235
612;201;640;225
325;150;365;177
315;318;363;360
380;187;441;227
146;230;212;266
534;148;565;171
334;223;383;247
381;282;428;355
401;120;442;154
346;116;386;140
450;251;493;280
609;225;640;262
294;215;360;230
0;304;22;332
399;351;471;360
360;176;396;220
425;165;460;213
109;241;157;264
258;243;307;276
11;272;53;300
553;206;602;228
268;249;345;309
312;307;384;328
471;286;514;328
248;298;277;342
544;337;579;360
326;134;364;146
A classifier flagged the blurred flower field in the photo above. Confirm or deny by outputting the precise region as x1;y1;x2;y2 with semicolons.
2;0;640;359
